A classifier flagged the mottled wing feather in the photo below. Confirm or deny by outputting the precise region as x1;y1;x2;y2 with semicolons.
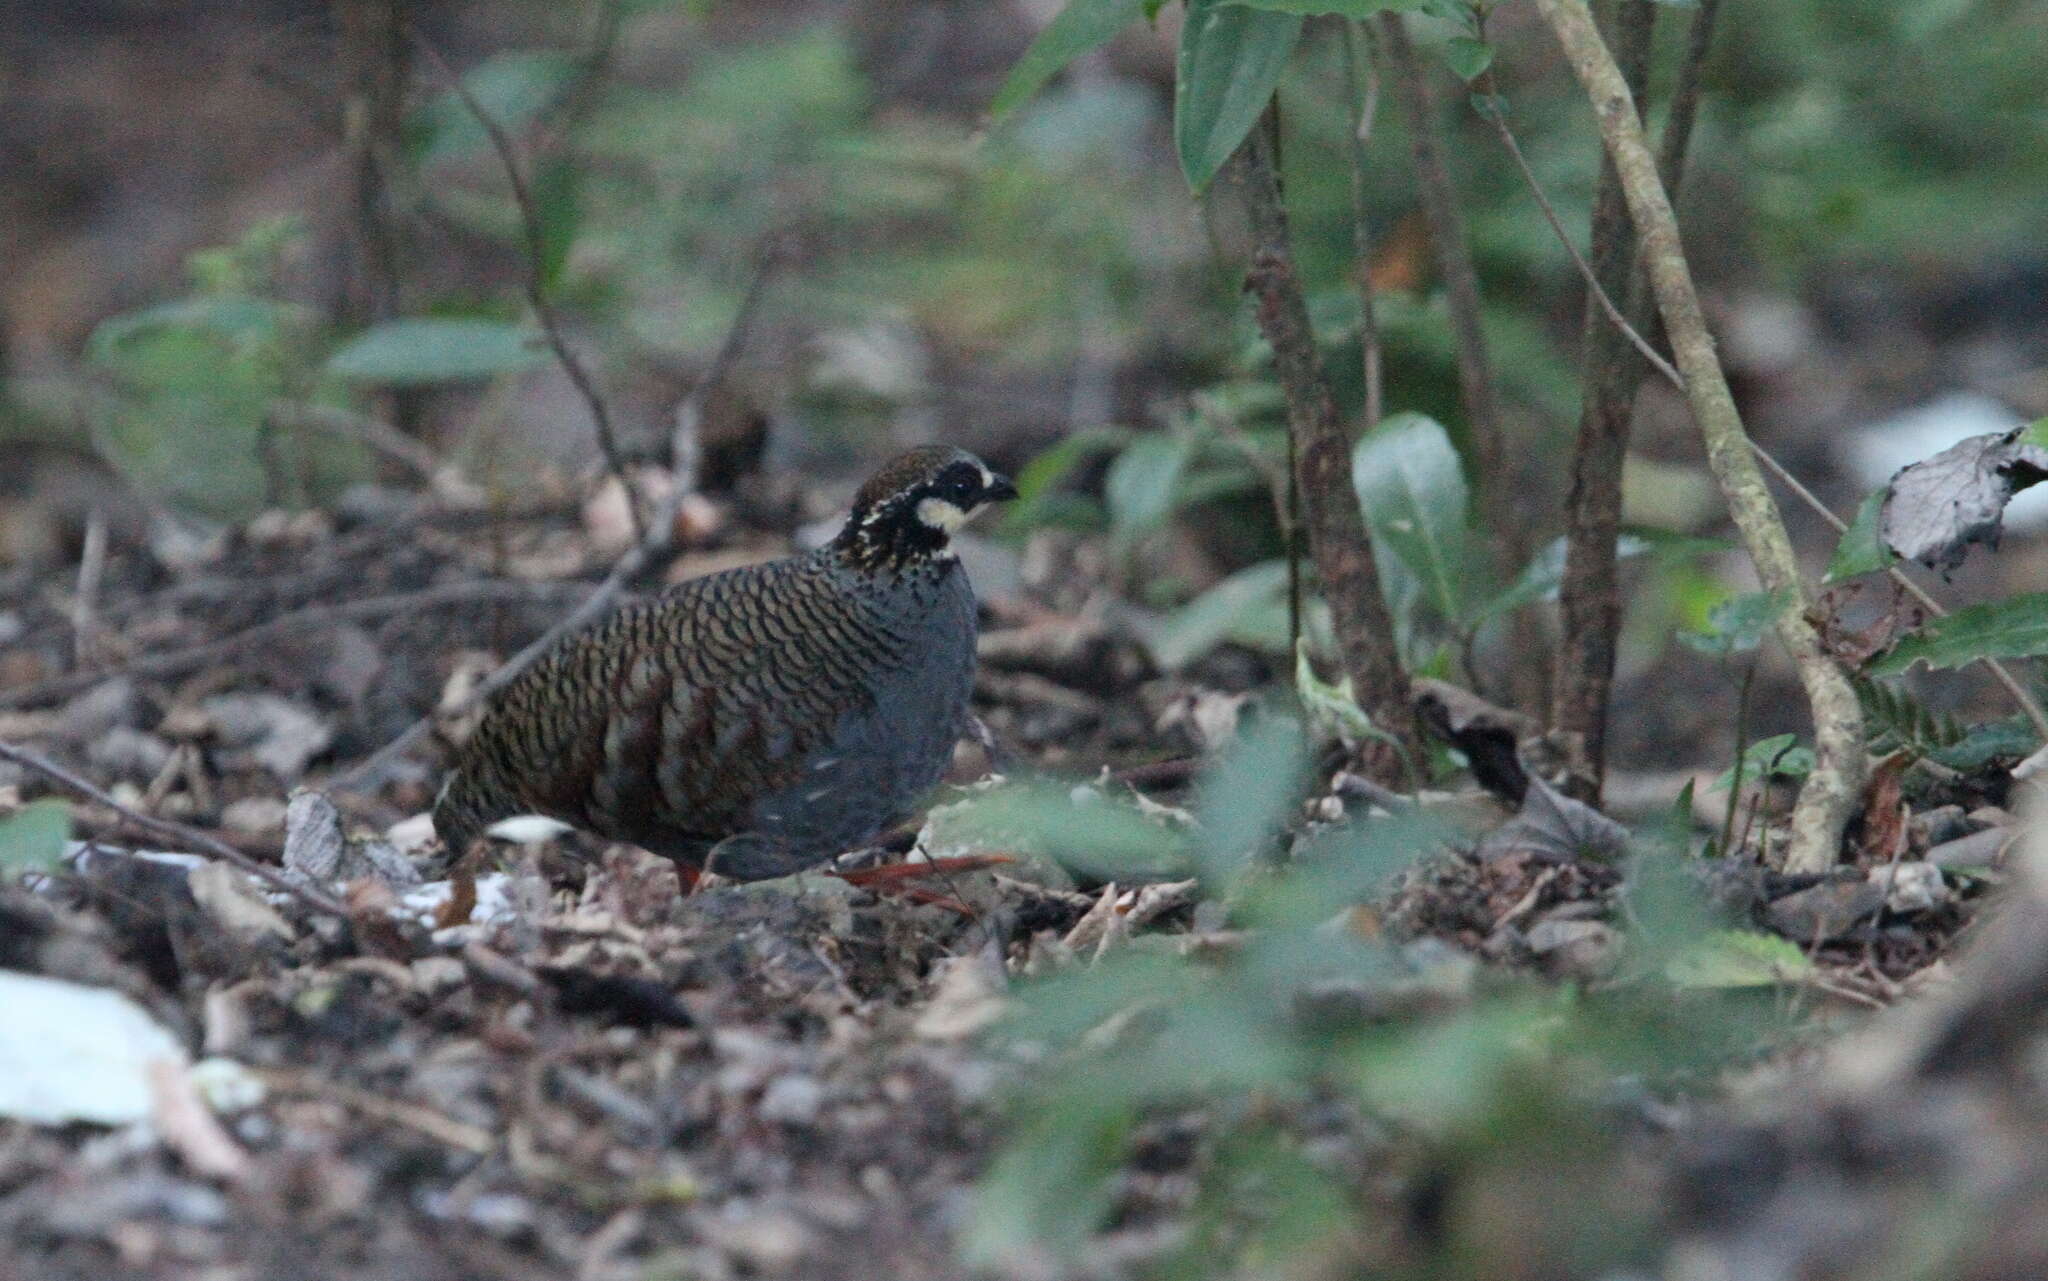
442;554;903;862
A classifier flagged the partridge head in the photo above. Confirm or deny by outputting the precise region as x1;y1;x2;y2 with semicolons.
433;446;1016;880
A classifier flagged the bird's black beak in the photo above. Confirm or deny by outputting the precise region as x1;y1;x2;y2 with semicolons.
985;474;1019;503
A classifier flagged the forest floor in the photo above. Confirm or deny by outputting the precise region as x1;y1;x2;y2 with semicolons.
3;469;2046;1281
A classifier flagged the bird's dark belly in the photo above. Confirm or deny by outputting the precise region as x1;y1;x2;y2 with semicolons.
744;581;976;860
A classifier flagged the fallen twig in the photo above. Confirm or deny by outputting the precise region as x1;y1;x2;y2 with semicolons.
256;1068;497;1153
1;579;589;710
0;738;352;920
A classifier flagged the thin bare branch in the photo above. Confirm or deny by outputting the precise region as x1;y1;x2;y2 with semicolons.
271;400;448;486
410;29;642;543
332;246;785;794
1536;0;1865;874
1479;98;1683;391
0;738;352;920
1341;18;1385;428
1657;0;1723;188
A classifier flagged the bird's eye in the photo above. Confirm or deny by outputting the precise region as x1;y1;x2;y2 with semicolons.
936;466;978;501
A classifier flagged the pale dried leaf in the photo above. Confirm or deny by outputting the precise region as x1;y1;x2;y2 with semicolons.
1882;427;2048;574
1474;776;1629;863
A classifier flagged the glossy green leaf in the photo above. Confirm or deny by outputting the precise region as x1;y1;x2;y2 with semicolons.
1001;426;1132;535
1868;591;2048;675
0;800;70;877
1825;486;1896;582
1174;0;1303;193
407;50;577;165
1104;431;1194;540
1221;0;1430;13
1190;714;1308;885
326;318;545;386
988;0;1147;124
1666;930;1813;989
1677;589;1787;656
1479;533;1652;621
1145;559;1291;669
1442;36;1494;80
1710;734;1814;793
1351;413;1471;624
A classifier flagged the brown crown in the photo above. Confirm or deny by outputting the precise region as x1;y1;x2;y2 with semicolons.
850;445;980;514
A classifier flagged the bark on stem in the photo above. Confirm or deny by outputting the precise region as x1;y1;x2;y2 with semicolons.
1239;126;1418;772
1552;0;1655;798
1535;0;1865;873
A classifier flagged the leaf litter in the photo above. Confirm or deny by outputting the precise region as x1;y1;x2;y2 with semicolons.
0;463;2041;1279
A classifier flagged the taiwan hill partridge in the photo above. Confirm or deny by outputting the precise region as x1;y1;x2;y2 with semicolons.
432;446;1017;880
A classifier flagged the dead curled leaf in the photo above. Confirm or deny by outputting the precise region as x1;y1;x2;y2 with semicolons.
1474;776;1630;865
1881;427;2048;575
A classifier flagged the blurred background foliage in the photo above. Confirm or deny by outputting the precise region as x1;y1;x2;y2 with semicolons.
7;0;2043;723
2;3;2045;1275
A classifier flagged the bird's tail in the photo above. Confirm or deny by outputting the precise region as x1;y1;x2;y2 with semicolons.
431;766;497;855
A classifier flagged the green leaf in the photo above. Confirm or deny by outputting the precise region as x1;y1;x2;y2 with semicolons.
1174;0;1303;193
1248;808;1457;927
1144;559;1291;669
1478;533;1648;621
531;158;584;290
988;0;1146;124
1350;1000;1554;1133
1190;714;1308;885
1868;592;2048;675
1351;413;1471;624
325;318;545;386
1104;432;1194;541
1825;487;1896;583
1001;426;1132;535
1677;588;1786;656
1929;718;2038;771
1710;734;1814;793
1221;0;1430;13
962;1086;1132;1269
1666;930;1814;989
407;50;577;165
940;782;1188;881
1442;36;1493;80
1294;639;1393;752
0;800;70;877
87;296;301;366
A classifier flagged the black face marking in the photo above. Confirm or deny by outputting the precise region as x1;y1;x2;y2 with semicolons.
831;449;1016;573
926;461;985;506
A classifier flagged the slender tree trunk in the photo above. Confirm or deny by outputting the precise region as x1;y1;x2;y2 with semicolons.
1239;122;1419;775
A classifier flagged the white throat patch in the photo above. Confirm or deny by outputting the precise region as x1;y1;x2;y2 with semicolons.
916;496;970;533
